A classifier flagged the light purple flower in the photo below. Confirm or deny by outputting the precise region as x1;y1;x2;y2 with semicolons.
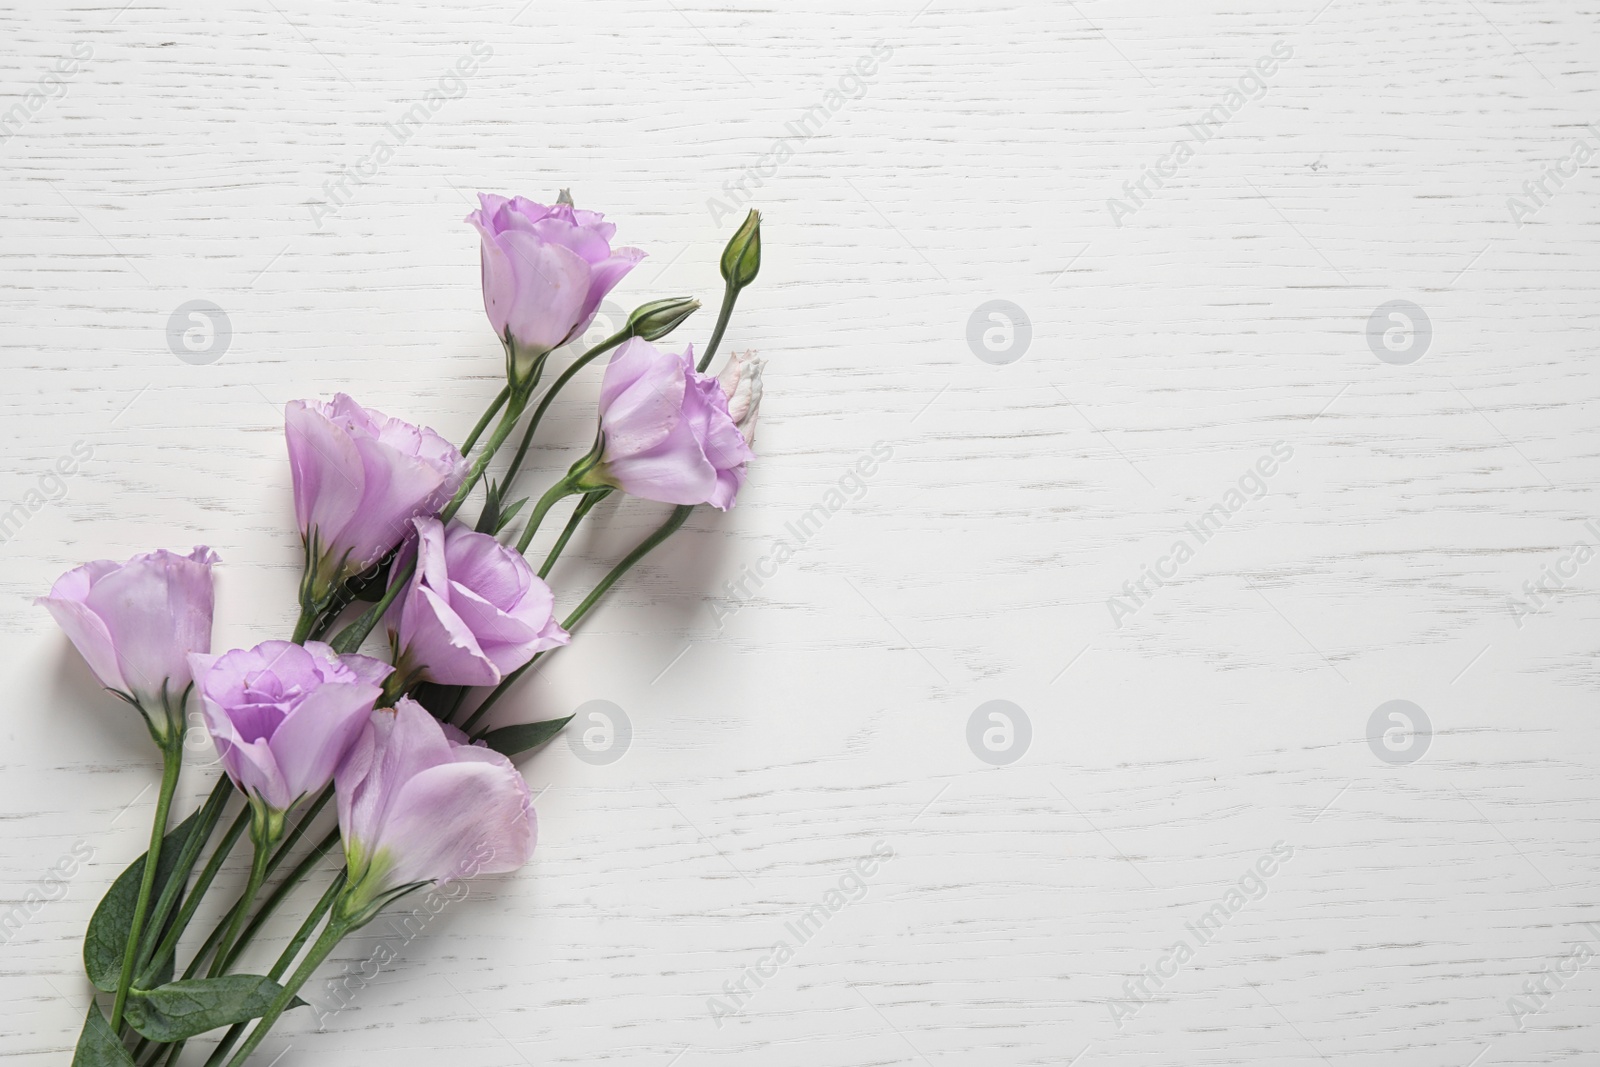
335;698;534;918
581;337;755;510
387;517;569;687
468;194;644;379
189;641;389;820
285;394;467;600
36;547;218;719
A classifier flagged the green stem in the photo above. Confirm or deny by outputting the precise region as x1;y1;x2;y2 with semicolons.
139;808;249;988
181;788;332;980
502;330;629;488
460;385;510;456
289;602;317;644
111;738;183;1031
540;491;606;579
133;776;233;975
203;871;345;1067
328;556;415;655
699;280;738;372
217;829;340;975
209;837;270;977
461;503;693;735
223;917;352;1067
514;476;579;554
440;383;533;524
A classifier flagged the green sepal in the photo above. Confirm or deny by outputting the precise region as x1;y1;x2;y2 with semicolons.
124;975;306;1042
83;810;202;991
71;1000;135;1067
478;715;575;757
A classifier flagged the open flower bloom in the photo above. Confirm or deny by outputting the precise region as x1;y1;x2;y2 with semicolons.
286;394;467;602
388;517;569;687
36;546;218;729
190;641;389;833
334;698;535;922
579;338;755;510
468;194;644;380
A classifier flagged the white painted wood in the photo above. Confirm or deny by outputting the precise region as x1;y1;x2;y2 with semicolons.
3;0;1599;1063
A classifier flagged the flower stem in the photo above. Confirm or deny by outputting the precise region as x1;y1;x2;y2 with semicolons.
290;602;318;645
540;491;606;579
111;736;183;1032
698;281;738;372
514;476;579;554
441;381;534;524
201;871;346;1067
501;330;629;488
133;776;234;976
136;805;248;989
222;916;353;1067
216;829;340;975
461;504;693;735
208;836;270;977
459;385;510;456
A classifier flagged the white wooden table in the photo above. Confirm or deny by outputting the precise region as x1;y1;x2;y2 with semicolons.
4;1;1599;1063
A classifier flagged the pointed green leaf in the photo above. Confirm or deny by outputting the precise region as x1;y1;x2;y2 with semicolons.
83;810;201;991
492;497;529;536
479;715;574;757
124;975;301;1042
72;1000;135;1067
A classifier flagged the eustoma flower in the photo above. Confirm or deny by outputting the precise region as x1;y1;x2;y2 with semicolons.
189;641;389;841
286;394;467;629
717;348;765;447
334;697;535;923
388;517;569;687
574;337;756;509
36;546;218;741
469;193;644;388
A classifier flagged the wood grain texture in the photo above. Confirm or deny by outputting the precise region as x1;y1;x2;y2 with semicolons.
3;0;1599;1063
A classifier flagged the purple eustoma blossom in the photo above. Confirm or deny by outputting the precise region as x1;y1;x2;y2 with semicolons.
387;517;569;688
189;641;389;837
285;394;467;608
334;698;535;922
468;194;644;385
36;546;218;739
578;337;755;510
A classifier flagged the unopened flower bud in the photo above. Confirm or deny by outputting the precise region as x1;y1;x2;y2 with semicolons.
720;209;761;291
628;296;700;342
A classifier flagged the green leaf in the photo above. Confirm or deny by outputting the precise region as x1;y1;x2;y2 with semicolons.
124;975;302;1042
479;715;574;757
72;1000;135;1067
84;810;201;991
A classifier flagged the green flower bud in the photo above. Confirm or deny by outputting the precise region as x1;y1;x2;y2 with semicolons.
627;297;701;342
720;209;762;291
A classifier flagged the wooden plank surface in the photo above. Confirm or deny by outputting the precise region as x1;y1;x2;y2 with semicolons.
3;1;1599;1063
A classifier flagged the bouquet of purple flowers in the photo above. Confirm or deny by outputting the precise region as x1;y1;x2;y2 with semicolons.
41;196;764;1066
